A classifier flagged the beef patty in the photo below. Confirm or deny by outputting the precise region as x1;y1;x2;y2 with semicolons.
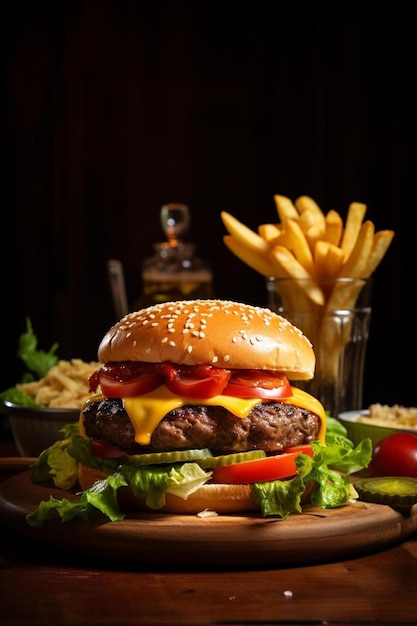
82;398;321;455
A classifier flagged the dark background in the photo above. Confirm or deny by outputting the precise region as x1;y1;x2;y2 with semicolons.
3;1;415;407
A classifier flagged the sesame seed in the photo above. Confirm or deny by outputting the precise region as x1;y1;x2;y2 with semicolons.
169;341;176;347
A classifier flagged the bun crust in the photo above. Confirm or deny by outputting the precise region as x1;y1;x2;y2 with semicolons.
98;299;315;380
78;463;259;514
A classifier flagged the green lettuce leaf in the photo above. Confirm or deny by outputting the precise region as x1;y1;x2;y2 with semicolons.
122;462;210;510
29;423;80;489
18;318;59;379
26;472;128;527
248;413;372;517
0;387;39;408
27;431;212;527
252;474;305;519
1;318;60;411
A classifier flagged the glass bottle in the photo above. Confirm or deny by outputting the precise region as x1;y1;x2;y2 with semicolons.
137;203;213;307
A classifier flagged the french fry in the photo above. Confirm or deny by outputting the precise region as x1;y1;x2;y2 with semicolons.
313;240;331;277
258;223;281;243
322;243;345;278
221;211;270;257
304;222;326;251
223;235;276;277
284;219;315;275
270;246;324;306
364;230;395;277
338;220;375;278
297;209;321;234
294;195;325;225
273;195;299;222
324;210;343;247
340;202;367;256
294;196;326;237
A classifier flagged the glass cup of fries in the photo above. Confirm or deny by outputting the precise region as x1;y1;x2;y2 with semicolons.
266;276;373;416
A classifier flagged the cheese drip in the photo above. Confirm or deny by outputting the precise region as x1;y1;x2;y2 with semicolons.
123;385;326;445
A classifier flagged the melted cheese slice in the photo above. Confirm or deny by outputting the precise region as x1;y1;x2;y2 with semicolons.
123;385;326;446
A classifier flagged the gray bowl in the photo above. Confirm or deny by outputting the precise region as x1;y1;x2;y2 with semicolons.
4;401;80;457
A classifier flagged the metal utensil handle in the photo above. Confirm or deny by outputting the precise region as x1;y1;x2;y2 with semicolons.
107;259;129;320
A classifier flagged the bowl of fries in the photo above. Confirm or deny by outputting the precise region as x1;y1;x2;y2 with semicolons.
338;406;417;448
4;402;81;458
3;357;99;457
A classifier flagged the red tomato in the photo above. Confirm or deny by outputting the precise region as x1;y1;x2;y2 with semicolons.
223;371;292;399
161;363;230;398
368;433;417;478
211;452;300;484
91;440;125;458
284;444;314;457
100;372;162;398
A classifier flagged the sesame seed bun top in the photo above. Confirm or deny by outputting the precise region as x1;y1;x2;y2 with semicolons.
97;299;315;380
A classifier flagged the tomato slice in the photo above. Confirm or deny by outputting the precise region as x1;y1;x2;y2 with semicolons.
223;371;292;399
284;444;314;457
161;363;231;398
94;360;292;401
100;372;163;398
211;452;300;484
91;440;126;458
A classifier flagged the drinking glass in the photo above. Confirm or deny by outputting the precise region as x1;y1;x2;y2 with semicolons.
266;277;373;416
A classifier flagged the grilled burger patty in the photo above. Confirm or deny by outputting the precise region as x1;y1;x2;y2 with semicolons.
82;398;321;455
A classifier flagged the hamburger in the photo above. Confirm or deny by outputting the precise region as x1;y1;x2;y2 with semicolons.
28;299;372;527
76;299;327;517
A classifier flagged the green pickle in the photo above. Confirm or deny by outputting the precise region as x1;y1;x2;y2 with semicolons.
123;448;213;466
196;450;266;469
353;476;417;510
122;448;265;467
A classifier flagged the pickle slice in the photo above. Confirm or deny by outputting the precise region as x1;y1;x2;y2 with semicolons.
196;450;266;469
353;477;417;508
123;448;213;466
122;448;266;468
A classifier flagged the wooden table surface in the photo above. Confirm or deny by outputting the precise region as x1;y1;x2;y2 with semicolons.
1;440;417;626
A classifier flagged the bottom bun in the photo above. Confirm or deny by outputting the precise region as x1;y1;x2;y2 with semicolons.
78;463;260;514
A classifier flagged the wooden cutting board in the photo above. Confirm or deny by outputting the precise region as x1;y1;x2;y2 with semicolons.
1;471;416;569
